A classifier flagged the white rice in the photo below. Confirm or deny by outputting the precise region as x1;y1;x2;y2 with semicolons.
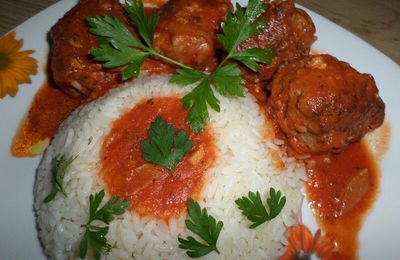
34;76;304;260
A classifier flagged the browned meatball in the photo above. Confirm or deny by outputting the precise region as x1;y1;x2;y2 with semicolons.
50;0;136;99
153;0;231;72
268;54;385;155
239;0;315;85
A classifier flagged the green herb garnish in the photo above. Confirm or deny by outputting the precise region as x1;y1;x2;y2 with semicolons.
140;116;192;171
87;0;275;132
235;188;286;229
43;154;77;203
216;0;274;73
178;198;224;258
79;190;131;260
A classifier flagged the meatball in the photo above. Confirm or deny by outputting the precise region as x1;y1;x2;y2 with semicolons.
50;0;229;99
153;0;231;72
239;0;315;85
268;54;385;155
50;0;136;99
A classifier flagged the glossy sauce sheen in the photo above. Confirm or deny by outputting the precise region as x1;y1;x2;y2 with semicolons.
101;97;216;219
305;141;379;259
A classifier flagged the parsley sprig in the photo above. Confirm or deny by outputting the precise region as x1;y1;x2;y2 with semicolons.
79;190;131;259
216;0;274;72
43;154;77;203
87;0;192;81
141;116;192;171
87;0;275;132
178;198;224;258
235;188;286;229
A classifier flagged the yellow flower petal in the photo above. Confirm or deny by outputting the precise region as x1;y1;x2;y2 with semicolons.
0;32;23;54
11;58;38;73
10;50;35;60
0;74;6;98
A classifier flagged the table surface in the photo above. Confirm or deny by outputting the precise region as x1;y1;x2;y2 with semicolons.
0;0;399;65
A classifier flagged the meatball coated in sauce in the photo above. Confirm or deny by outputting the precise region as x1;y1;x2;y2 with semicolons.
50;0;137;99
268;54;385;155
239;0;315;86
153;0;231;72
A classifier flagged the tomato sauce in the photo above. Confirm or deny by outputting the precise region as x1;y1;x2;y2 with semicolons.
144;0;168;9
11;81;81;156
305;141;379;259
101;97;216;219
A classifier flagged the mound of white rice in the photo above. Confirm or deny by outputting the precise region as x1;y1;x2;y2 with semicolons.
34;76;305;259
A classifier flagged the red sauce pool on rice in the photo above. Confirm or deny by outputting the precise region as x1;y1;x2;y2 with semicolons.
101;97;216;219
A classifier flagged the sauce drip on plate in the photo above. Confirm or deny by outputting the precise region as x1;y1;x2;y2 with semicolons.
305;141;379;259
101;97;216;219
11;81;81;156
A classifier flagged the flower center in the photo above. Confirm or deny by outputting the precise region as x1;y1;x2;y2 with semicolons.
294;251;312;260
0;52;9;70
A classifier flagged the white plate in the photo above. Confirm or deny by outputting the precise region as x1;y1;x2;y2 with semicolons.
0;1;399;259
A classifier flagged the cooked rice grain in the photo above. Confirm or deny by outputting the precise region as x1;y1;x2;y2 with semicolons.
34;76;304;259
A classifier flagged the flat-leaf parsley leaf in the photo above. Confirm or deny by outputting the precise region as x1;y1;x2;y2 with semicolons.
210;64;245;97
43;154;77;203
235;187;286;229
79;190;131;259
178;198;224;258
124;0;158;47
230;47;275;72
181;79;221;133
217;0;267;53
141;116;193;171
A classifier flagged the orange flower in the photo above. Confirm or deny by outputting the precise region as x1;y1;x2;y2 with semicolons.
280;225;336;260
0;31;37;98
